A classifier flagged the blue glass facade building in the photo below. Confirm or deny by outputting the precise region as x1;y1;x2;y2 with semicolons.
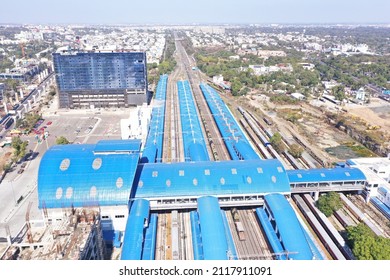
53;50;148;108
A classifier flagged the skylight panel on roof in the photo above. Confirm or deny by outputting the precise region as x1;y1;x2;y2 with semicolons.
60;158;70;171
56;187;63;199
116;177;124;188
92;157;102;170
66;187;73;199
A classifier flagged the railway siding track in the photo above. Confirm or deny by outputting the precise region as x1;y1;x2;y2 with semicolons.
348;195;390;237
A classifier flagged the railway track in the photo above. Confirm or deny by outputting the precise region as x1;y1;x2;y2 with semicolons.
174;35;230;161
154;211;194;260
162;42;186;163
226;209;273;260
181;211;194;260
155;213;167;260
163;75;173;162
292;194;350;260
348;194;390;237
239;118;267;159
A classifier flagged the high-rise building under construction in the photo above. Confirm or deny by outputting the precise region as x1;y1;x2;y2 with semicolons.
53;49;148;109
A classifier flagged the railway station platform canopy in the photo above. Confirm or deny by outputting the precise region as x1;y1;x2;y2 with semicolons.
263;193;319;260
132;159;290;209
121;199;150;260
38;140;290;210
287;167;366;192
37;139;141;208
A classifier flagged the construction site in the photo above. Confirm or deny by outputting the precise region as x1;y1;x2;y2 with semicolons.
1;207;107;260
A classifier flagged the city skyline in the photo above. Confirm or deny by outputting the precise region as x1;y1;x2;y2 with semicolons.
1;0;390;25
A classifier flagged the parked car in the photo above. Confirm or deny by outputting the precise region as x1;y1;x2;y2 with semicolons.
17;168;24;174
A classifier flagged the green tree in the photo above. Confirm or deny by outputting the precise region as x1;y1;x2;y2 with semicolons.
56;136;70;145
231;79;243;96
346;223;390;260
20;113;41;131
270;132;285;153
11;137;28;162
332;85;346;101
317;192;343;217
288;144;304;158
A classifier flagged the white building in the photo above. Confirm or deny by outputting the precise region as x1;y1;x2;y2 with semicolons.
213;75;224;84
291;92;305;100
355;87;366;101
121;103;152;147
346;156;390;205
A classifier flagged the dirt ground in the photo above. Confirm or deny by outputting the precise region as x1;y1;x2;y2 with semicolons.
0;146;13;173
346;98;390;140
245;94;382;162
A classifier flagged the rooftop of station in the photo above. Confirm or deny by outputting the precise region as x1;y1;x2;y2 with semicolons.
133;159;290;198
287;167;366;184
38;139;141;208
37;138;377;207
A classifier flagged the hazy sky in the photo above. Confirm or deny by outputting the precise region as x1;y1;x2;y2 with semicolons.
1;0;389;25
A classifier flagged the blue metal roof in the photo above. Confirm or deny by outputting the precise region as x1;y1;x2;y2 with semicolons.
200;83;259;160
141;213;158;260
287;167;366;184
220;210;238;259
38;140;141;208
264;193;316;260
133;159;290;199
142;75;167;163
178;80;209;162
234;141;259;160
121;199;150;260
190;211;204;260
255;208;287;260
197;196;228;260
188;143;209;162
94;139;141;153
